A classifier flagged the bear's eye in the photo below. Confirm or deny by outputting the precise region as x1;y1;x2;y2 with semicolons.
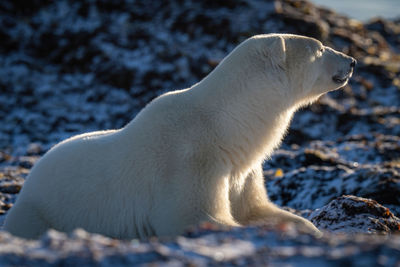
317;47;324;57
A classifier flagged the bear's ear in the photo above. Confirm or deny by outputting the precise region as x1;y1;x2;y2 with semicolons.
266;36;286;67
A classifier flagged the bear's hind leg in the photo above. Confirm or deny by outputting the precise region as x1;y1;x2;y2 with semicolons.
4;202;49;239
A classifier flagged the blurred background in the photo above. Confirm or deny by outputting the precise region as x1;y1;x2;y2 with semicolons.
310;0;399;21
0;0;399;156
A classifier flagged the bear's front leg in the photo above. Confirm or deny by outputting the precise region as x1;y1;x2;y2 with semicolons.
149;167;240;238
230;165;321;235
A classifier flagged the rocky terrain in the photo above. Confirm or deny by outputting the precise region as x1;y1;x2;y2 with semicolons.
0;0;399;265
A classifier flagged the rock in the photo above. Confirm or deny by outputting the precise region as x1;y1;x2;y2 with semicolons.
26;143;43;156
267;163;400;216
0;184;21;194
275;0;330;40
266;134;400;215
18;156;38;169
0;165;27;215
0;152;11;164
0;226;398;265
366;18;400;50
310;195;400;234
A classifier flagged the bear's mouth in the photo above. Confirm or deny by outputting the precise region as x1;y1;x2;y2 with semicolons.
332;75;348;84
332;70;353;84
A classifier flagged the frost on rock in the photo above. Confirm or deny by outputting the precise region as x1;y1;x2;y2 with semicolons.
266;137;400;216
268;164;400;215
310;195;400;234
0;226;399;266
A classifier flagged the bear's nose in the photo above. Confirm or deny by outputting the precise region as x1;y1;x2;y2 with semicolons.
350;59;356;68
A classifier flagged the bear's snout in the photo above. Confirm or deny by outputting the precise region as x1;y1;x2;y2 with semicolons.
350;58;357;68
331;54;356;85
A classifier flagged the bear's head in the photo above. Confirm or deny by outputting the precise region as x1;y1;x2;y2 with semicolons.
243;34;356;105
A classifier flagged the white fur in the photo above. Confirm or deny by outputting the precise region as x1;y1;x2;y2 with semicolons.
4;34;355;239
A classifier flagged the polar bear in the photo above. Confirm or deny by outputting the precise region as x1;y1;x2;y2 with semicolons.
4;34;355;239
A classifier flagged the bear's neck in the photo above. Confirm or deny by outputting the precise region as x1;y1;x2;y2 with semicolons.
191;58;298;173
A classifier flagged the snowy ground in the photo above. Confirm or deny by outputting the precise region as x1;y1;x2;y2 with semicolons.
0;0;399;265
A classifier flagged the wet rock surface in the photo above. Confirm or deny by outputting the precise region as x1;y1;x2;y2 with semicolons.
0;0;399;265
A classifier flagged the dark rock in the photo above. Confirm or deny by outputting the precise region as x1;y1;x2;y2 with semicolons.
267;163;400;215
310;195;400;234
0;0;53;16
26;143;43;156
0;152;11;164
366;18;400;50
0;184;22;194
302;148;338;166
